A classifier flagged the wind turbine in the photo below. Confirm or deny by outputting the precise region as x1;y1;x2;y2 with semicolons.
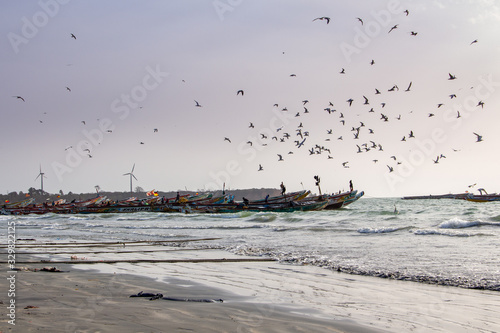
123;163;137;195
35;164;46;193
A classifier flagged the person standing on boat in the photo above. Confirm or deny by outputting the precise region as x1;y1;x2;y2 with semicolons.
349;180;353;192
175;192;180;203
280;182;286;196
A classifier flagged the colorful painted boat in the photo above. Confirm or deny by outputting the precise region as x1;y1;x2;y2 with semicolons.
0;189;362;215
464;194;500;202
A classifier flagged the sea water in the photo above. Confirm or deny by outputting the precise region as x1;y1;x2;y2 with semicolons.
4;197;500;292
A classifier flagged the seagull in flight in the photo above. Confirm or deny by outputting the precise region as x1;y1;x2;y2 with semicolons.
356;17;363;25
237;90;244;96
388;24;398;33
194;100;202;107
448;73;457;80
473;132;483;142
224;137;231;143
313;17;330;24
258;164;263;171
470;39;478;45
405;82;412;92
13;96;25;102
70;33;76;39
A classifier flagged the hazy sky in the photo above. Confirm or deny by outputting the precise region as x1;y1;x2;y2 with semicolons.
1;0;500;197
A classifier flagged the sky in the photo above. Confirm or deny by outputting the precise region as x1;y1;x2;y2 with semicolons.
1;0;500;198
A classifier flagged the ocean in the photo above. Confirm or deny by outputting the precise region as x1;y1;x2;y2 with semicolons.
5;197;500;292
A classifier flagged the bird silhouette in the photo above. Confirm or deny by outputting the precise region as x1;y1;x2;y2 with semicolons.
357;17;363;25
224;137;231;143
448;73;457;80
237;90;244;96
313;17;330;24
194;100;202;107
70;33;76;39
258;164;263;171
13;96;25;102
388;24;398;33
405;82;412;92
277;154;283;161
249;122;254;128
473;132;483;142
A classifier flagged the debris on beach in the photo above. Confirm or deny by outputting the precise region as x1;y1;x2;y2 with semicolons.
129;291;223;302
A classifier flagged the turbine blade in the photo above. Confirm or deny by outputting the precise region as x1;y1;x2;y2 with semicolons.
132;175;138;181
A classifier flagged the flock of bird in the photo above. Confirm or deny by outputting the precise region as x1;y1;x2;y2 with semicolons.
9;8;488;189
209;11;486;175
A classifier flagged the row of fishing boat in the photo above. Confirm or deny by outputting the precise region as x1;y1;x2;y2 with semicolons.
402;192;500;202
1;189;364;215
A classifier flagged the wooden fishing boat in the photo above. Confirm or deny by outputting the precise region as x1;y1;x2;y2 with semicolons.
167;199;329;214
0;188;361;215
297;190;362;209
464;193;500;202
249;190;311;204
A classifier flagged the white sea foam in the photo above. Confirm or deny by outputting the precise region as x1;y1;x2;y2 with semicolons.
439;218;483;229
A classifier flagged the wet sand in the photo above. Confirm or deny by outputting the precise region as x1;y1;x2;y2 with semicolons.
2;247;500;332
1;263;379;333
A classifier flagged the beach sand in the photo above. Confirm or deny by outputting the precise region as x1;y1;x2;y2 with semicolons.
2;247;499;332
2;263;377;333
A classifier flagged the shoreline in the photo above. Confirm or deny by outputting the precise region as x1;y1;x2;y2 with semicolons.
2;261;378;333
3;247;500;332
